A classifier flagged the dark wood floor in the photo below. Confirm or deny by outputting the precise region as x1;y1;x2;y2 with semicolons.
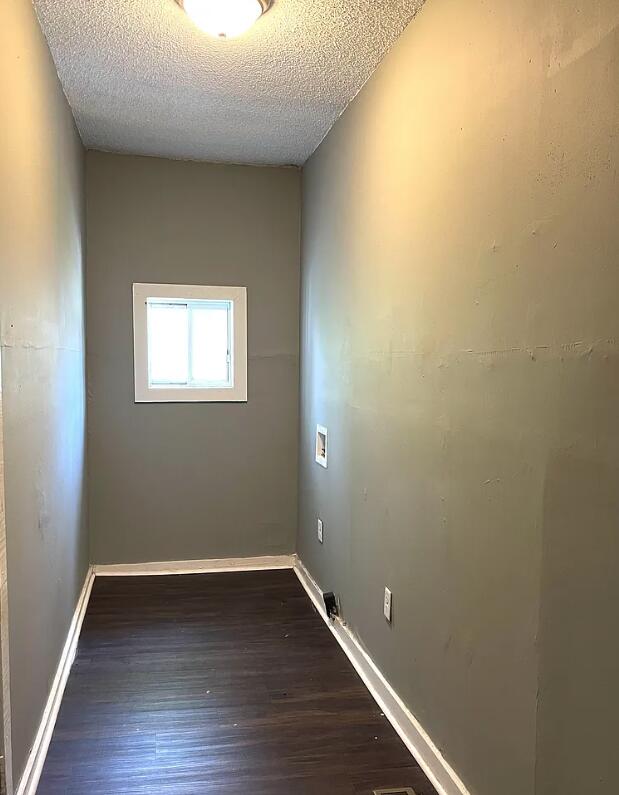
38;570;437;794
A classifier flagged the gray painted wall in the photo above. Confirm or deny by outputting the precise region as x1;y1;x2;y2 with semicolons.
298;2;619;795
86;152;300;564
0;0;88;783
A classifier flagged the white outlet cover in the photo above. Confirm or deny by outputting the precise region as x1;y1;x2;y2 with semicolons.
317;518;324;543
384;587;392;622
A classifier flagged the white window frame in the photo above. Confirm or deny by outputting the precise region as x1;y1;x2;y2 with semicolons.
133;283;247;403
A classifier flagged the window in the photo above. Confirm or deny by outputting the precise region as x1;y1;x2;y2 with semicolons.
133;283;247;402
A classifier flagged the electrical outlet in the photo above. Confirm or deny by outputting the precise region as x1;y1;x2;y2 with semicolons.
317;518;324;544
383;587;392;623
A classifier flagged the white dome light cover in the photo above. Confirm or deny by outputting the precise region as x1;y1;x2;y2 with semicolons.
180;0;271;39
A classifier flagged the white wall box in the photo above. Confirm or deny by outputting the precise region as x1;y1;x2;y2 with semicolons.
315;425;328;468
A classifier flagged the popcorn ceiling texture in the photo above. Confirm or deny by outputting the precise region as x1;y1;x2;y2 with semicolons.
33;0;424;166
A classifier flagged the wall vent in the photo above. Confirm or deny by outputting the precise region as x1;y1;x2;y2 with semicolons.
373;789;417;795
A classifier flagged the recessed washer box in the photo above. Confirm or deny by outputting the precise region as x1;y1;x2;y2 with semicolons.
315;425;328;468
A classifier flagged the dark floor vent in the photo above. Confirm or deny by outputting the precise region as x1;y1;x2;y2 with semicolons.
373;789;417;795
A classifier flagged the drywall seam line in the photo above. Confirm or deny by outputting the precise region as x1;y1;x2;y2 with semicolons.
293;558;471;795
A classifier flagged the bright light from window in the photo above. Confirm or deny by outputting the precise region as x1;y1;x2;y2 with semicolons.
191;303;230;384
133;283;247;403
147;299;232;389
182;0;265;39
148;303;189;385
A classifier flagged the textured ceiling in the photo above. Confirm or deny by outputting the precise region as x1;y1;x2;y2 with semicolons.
33;0;423;166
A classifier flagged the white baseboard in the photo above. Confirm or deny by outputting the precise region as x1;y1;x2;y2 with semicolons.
94;554;296;576
294;559;470;795
14;556;467;795
15;566;95;795
14;555;295;794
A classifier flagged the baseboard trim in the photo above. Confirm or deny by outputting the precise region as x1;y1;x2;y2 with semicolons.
14;555;296;794
94;554;297;576
293;559;470;795
15;565;95;795
14;556;467;795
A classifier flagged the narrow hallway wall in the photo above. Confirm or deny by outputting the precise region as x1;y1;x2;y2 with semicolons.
0;0;88;784
298;1;619;794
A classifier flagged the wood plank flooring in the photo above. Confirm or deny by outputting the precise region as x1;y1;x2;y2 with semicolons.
37;570;438;794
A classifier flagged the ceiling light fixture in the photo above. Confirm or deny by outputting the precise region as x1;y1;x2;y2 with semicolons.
179;0;271;39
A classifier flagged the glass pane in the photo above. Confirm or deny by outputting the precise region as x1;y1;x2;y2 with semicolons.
147;302;189;385
190;303;230;385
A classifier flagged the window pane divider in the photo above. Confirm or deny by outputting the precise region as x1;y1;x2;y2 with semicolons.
187;302;194;385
